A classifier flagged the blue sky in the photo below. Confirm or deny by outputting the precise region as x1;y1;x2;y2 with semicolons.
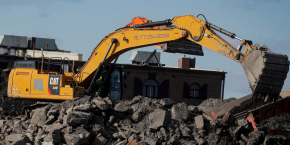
1;0;289;99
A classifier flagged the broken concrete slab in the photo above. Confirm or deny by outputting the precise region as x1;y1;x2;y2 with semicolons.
131;96;143;104
132;112;142;122
0;120;6;128
116;140;128;145
91;97;109;111
73;103;91;112
45;115;55;125
43;134;62;144
43;123;64;134
159;98;174;107
104;97;114;106
171;103;189;121
66;111;92;126
25;133;34;142
47;105;59;116
195;115;204;129
92;135;107;145
128;134;138;142
237;119;248;126
5;134;30;145
114;101;131;113
31;107;48;127
136;142;148;145
27;124;37;133
41;142;55;145
148;109;170;130
188;105;200;114
64;126;90;145
194;135;205;145
90;124;109;139
144;137;157;145
263;134;287;145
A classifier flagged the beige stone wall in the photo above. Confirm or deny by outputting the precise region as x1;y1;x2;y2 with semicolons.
26;50;82;61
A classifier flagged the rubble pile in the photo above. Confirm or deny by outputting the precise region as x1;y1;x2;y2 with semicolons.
0;97;36;117
197;98;236;115
259;113;290;131
0;96;287;145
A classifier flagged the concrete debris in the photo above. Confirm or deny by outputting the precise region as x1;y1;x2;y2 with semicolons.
263;134;287;145
27;124;37;133
148;109;170;130
5;134;30;144
45;115;55;125
114;101;131;112
171;103;189;121
64;126;90;145
115;140;128;145
91;97;109;111
66;111;92;126
47;105;59;116
42;141;55;145
31;108;48;127
195;115;204;129
73;103;91;112
0;96;288;145
159;98;174;107
237;118;248;126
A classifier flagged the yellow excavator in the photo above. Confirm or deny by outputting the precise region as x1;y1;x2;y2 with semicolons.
2;14;289;106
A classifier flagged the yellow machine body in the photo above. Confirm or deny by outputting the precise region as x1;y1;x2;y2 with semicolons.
8;67;74;100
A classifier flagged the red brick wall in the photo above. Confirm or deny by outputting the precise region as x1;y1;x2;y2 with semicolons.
178;57;196;69
119;64;225;106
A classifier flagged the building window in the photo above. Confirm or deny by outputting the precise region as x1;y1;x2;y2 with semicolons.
143;79;158;98
190;83;200;98
110;68;121;100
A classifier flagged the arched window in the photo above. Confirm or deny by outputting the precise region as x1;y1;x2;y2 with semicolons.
190;83;200;98
143;79;158;98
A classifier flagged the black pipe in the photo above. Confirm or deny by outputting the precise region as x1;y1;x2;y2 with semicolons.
207;23;236;39
133;19;172;28
87;38;117;94
103;38;117;62
87;62;104;94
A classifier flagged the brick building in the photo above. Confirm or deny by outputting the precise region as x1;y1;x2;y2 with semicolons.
109;56;226;106
0;49;226;106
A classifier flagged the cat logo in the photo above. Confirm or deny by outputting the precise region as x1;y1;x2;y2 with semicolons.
50;78;59;85
48;75;60;95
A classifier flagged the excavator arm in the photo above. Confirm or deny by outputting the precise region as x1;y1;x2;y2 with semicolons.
76;15;289;101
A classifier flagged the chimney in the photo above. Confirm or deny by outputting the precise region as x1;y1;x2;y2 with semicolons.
178;55;196;69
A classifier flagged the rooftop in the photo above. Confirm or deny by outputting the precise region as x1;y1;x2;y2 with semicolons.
115;63;226;73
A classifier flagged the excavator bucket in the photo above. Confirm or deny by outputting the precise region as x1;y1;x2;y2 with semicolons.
241;48;289;100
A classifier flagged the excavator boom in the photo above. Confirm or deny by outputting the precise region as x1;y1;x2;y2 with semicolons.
77;15;289;101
